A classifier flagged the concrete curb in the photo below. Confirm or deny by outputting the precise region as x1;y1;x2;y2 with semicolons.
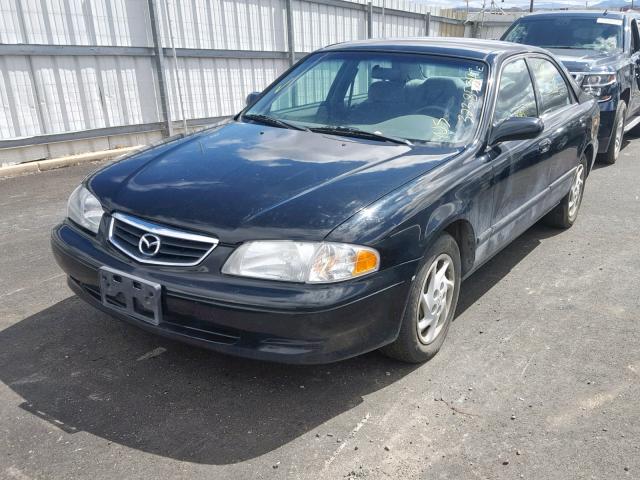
0;145;144;179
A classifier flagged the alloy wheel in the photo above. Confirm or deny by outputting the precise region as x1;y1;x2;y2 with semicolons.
614;114;625;160
416;254;455;345
568;163;585;220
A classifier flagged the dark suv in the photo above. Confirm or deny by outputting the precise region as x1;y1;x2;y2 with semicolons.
502;11;640;164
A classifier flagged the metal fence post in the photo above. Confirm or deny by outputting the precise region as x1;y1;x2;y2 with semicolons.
14;0;50;154
285;0;295;65
367;2;373;39
424;12;431;37
471;21;480;39
148;0;173;137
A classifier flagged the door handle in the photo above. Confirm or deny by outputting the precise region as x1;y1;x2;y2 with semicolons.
538;138;552;154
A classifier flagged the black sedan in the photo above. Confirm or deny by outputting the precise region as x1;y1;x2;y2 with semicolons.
52;38;599;364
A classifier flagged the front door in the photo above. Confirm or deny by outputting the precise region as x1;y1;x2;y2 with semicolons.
487;57;549;252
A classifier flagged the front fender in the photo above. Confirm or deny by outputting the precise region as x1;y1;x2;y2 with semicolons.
325;155;482;273
424;202;465;242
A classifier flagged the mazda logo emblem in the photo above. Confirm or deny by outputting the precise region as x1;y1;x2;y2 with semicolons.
138;233;161;256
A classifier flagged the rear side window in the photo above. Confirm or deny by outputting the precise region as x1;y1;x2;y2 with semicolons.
344;59;392;109
494;59;537;123
528;58;572;115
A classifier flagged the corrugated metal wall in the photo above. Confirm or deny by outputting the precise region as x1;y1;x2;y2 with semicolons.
0;0;162;163
468;12;525;40
0;0;480;166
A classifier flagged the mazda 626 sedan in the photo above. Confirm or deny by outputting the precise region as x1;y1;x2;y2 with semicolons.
52;38;599;364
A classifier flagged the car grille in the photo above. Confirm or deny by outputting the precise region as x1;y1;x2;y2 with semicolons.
108;212;218;266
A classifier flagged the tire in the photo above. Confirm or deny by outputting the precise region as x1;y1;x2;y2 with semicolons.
599;100;626;165
543;154;587;229
380;233;461;363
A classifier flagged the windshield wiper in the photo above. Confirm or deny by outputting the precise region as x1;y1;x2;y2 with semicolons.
310;125;412;146
243;113;310;132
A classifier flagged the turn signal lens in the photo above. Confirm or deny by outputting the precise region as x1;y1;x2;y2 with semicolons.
354;250;379;275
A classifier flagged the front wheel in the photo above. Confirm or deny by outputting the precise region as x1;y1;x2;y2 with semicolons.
380;233;461;363
544;156;587;229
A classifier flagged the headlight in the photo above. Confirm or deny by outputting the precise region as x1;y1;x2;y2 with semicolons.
67;185;104;234
582;74;616;87
222;241;380;283
581;73;616;101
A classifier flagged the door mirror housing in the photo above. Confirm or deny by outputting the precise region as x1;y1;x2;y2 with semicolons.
488;117;544;146
245;91;261;107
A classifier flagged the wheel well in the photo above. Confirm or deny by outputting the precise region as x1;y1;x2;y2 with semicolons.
444;220;475;277
621;88;630;108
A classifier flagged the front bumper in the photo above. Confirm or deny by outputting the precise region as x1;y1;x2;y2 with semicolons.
51;223;415;364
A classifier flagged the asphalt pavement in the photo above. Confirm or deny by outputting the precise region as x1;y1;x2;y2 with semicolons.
1;138;639;479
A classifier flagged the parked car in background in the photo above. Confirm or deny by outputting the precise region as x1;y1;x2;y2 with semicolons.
52;39;599;364
502;11;640;164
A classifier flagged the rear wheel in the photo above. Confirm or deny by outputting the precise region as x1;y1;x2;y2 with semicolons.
544;155;587;229
600;100;626;165
380;233;461;363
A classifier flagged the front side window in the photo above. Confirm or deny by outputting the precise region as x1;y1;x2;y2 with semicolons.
245;51;488;146
504;16;623;53
494;59;537;123
528;58;572;115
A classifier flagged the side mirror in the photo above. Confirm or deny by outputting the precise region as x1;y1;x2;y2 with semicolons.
488;117;544;146
245;91;261;107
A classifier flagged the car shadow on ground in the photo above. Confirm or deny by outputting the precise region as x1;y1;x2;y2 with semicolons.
0;223;560;465
0;297;418;465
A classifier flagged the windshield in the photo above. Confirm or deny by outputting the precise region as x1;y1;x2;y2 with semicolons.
244;51;487;146
504;17;623;53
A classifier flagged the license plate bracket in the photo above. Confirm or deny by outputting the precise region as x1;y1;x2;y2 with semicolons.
99;267;162;326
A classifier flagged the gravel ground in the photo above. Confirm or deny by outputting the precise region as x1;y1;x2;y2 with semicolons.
1;139;639;480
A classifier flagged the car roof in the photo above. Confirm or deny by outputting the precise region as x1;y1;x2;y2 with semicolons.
319;37;547;61
520;10;628;20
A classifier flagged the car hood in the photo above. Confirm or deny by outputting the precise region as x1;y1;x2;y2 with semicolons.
90;121;460;243
546;48;625;73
